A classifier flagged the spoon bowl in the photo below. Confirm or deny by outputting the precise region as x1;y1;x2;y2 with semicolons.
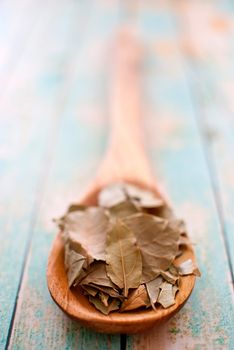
47;180;196;334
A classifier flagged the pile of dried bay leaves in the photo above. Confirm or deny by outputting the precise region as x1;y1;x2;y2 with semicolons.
57;183;200;315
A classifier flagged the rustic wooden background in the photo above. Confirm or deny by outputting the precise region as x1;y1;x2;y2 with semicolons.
1;0;234;349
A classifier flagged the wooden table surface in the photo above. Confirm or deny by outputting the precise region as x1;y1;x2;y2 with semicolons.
1;0;234;349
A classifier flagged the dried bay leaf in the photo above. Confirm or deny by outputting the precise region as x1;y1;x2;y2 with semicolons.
178;259;201;276
99;291;109;307
108;200;140;219
106;219;142;297
146;204;174;220
98;183;126;207
88;283;123;299
89;296;120;315
123;213;180;283
64;243;86;287
80;261;116;288
67;204;87;214
157;282;176;308
121;284;150;311
146;276;163;310
172;285;179;298
61;207;110;261
82;285;98;297
124;184;164;208
160;270;179;285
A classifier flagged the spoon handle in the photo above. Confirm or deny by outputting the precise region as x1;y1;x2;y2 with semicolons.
97;30;155;187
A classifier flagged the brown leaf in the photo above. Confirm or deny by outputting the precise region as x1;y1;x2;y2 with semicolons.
64;243;86;287
160;270;179;285
172;285;179;298
99;291;109;307
178;259;201;276
89;296;120;315
60;207;110;262
170;219;187;235
108;200;140;219
124;184;164;208
121;285;150;311
87;283;123;299
80;261;116;288
81;285;98;297
123;213;180;282
146;276;163;310
157;282;176;308
106;219;142;297
98;183;126;207
67;204;87;214
146;205;175;220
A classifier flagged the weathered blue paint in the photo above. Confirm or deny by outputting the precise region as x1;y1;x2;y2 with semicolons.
6;1;120;349
1;0;234;349
127;1;234;348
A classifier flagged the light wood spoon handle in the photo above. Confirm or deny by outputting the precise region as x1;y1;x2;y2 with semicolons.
95;30;155;189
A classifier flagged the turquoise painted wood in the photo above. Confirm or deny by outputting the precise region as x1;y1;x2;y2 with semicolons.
126;0;234;348
6;1;121;349
0;0;233;349
0;2;64;346
176;0;234;276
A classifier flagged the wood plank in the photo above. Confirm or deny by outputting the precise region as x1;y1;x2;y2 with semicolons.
176;0;234;279
8;1;120;349
126;0;234;348
0;1;100;348
0;0;47;94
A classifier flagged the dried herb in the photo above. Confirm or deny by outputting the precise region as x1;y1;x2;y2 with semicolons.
123;213;180;282
98;183;126;207
124;184;164;208
106;219;142;297
178;259;201;276
89;296;120;315
146;276;163;310
157;281;176;308
61;207;110;262
64;243;86;287
56;182;200;315
108;200;140;218
121;285;150;311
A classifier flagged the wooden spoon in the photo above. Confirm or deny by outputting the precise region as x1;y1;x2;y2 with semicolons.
47;31;196;334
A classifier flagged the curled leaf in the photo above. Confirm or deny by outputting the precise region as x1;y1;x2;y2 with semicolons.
121;285;150;311
160;270;179;285
106;219;142;297
98;183;126;207
124;184;164;208
157;282;176;308
108;200;140;219
80;261;116;288
87;283;123;299
64;243;86;287
146;276;163;310
123;213;180;282
89;296;120;315
82;285;98;297
61;207;110;261
178;259;201;276
99;291;109;307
